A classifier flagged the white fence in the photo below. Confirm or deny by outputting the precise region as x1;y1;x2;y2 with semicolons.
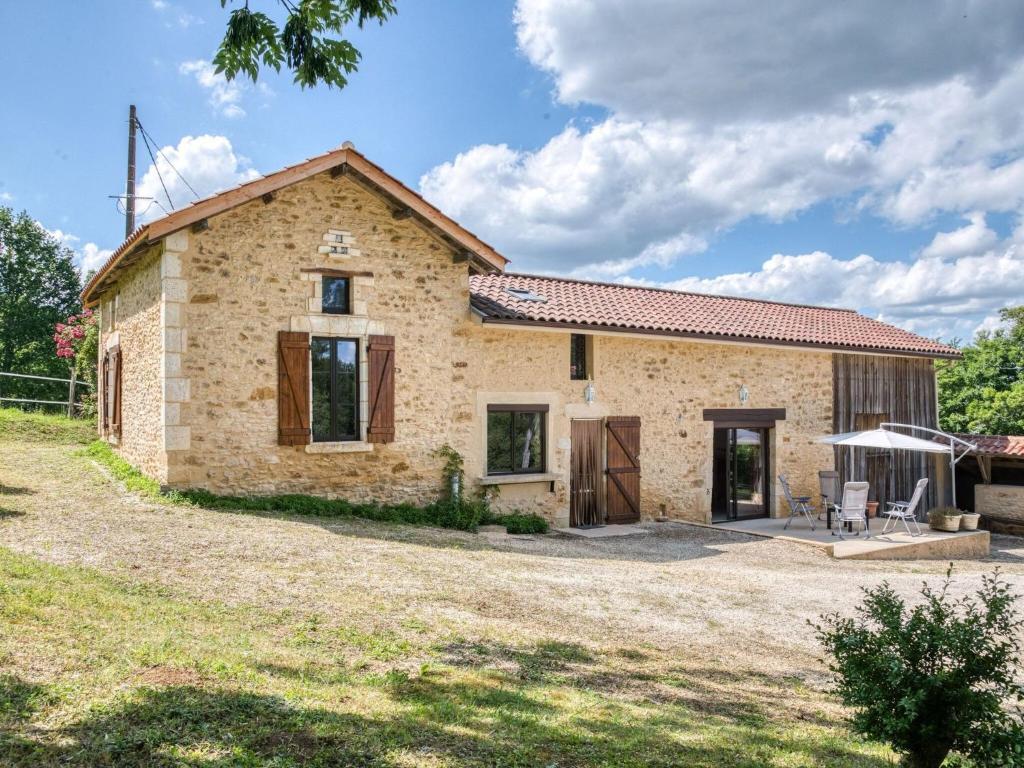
0;371;93;417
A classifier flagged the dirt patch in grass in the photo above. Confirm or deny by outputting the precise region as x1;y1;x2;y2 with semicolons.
135;665;204;687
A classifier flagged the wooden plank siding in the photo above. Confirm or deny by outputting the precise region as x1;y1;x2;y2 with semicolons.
832;354;940;511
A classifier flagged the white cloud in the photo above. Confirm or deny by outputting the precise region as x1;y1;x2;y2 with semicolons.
137;134;260;220
651;233;1024;341
180;60;248;118
422;1;1024;337
919;212;998;260
153;0;201;28
0;191;13;202
77;243;114;274
44;227;113;275
515;0;1024;123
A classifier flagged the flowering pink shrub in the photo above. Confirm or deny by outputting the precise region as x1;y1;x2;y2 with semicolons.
53;308;96;364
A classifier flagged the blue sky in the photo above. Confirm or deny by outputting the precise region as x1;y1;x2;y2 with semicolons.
2;0;1023;342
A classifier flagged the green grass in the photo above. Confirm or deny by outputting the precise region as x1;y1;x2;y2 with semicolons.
82;439;507;533
0;546;890;767
82;440;169;500
0;407;95;445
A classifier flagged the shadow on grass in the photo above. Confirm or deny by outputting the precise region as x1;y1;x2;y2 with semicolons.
182;499;743;564
0;678;888;768
0;485;34;496
0;507;25;519
0;628;890;768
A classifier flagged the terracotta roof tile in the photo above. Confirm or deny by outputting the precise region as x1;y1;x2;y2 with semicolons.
951;434;1024;457
470;273;960;358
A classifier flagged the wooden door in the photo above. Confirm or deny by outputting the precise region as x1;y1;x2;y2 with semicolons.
605;416;641;523
570;419;603;527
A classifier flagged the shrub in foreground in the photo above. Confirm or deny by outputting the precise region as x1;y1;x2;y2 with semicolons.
814;567;1024;768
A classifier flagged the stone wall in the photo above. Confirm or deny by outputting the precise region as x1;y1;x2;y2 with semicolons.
174;172;468;500
96;247;165;479
976;484;1024;524
100;167;849;524
453;325;836;525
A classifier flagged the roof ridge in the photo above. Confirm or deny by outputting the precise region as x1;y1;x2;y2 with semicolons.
476;271;861;314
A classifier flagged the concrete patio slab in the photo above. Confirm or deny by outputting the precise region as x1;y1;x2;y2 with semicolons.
716;516;990;560
554;524;651;538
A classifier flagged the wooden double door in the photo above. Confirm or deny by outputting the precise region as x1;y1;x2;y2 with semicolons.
570;416;641;527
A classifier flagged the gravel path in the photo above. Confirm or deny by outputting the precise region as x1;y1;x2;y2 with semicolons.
3;437;1023;682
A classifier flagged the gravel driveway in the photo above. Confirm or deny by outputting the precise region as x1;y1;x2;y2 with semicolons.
3;437;1023;683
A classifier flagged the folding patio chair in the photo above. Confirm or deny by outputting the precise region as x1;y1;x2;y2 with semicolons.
880;478;928;536
779;474;816;531
833;482;870;540
818;470;839;523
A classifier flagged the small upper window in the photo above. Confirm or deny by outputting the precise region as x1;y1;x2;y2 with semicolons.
570;334;588;380
322;276;351;315
505;287;546;302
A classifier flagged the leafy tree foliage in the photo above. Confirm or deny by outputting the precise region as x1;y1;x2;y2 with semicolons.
0;207;82;400
815;569;1024;768
938;306;1024;435
215;0;397;89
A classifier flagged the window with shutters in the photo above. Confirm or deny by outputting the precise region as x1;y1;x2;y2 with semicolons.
311;337;359;442
486;405;547;475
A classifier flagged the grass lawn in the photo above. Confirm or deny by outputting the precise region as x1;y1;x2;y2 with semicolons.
2;408;1015;766
0;547;888;767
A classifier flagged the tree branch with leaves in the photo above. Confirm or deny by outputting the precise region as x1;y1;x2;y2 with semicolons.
215;0;397;89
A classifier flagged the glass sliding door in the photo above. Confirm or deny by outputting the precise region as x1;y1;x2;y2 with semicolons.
712;427;770;522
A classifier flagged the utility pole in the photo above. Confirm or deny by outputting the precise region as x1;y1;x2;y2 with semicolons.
125;104;137;238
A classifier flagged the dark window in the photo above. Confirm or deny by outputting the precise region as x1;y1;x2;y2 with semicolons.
486;405;547;475
322;276;351;314
570;333;588;380
311;337;359;441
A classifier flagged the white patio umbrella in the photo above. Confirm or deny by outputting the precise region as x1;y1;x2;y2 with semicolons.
816;424;977;509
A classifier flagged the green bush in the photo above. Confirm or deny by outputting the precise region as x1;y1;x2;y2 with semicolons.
482;511;549;534
814;567;1024;768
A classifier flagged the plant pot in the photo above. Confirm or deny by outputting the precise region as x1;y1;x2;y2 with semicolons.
865;502;878;519
930;515;962;532
959;513;980;531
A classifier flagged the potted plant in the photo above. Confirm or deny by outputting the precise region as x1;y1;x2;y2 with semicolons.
928;507;963;532
959;511;981;531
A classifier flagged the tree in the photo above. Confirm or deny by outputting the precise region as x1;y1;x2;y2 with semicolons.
0;207;82;401
815;569;1024;768
215;0;397;89
937;306;1024;435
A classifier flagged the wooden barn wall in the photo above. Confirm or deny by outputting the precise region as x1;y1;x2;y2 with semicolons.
832;354;940;511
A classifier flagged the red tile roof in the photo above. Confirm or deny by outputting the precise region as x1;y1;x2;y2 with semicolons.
469;273;960;358
952;434;1024;458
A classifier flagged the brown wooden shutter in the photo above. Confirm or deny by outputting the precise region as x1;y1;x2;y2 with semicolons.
110;346;122;438
366;335;395;443
101;351;110;433
605;416;641;523
278;331;311;446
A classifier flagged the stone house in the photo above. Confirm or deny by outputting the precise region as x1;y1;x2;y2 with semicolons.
81;143;960;527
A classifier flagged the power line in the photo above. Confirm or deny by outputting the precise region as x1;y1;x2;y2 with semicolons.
137;124;175;211
135;119;201;200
